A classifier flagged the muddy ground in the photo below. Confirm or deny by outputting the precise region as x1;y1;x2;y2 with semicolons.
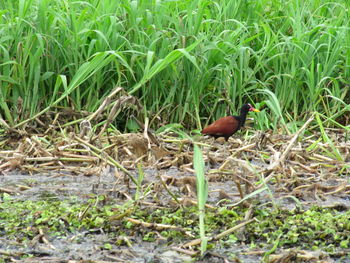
0;127;350;262
0;168;257;263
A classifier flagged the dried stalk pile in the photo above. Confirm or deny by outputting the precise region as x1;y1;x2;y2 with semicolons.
0;118;349;205
0;87;349;206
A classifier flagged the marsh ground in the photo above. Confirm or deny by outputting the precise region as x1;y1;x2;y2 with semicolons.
0;129;349;262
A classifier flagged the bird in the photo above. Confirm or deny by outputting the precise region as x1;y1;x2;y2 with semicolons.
201;103;260;141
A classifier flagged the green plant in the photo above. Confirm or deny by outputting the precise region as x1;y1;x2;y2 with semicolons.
315;112;343;161
193;144;209;255
0;0;348;131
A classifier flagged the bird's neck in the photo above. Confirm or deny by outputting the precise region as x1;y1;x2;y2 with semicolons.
237;109;249;127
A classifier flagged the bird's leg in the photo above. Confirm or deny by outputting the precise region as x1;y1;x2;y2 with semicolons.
205;145;210;170
224;137;230;157
225;143;229;157
205;138;215;171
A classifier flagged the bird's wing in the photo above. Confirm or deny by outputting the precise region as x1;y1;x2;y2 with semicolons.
201;116;239;135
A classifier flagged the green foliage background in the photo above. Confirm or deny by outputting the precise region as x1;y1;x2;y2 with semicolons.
0;0;349;130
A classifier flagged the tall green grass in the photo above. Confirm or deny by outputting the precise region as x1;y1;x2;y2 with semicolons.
193;144;208;255
0;0;349;131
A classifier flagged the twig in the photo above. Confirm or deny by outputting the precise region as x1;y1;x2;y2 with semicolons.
265;115;315;171
39;229;56;250
183;218;256;247
214;218;257;240
0;187;17;194
0;249;25;257
74;135;137;185
171;247;198;256
23;156;98;162
133;115;160;146
88;86;123;121
219;143;256;170
79;203;92;220
158;174;181;205
126;218;194;237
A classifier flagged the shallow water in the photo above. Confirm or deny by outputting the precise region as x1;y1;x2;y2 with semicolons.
1;166;350;262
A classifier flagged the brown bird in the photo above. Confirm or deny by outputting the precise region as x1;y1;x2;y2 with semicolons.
201;103;260;141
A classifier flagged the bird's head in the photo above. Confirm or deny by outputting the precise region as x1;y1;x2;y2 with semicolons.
244;103;260;112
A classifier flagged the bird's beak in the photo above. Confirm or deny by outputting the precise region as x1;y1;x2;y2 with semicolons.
251;108;260;112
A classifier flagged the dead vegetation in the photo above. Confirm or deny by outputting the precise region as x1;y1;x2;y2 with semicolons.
0;88;349;262
1;122;349;262
1;114;349;203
